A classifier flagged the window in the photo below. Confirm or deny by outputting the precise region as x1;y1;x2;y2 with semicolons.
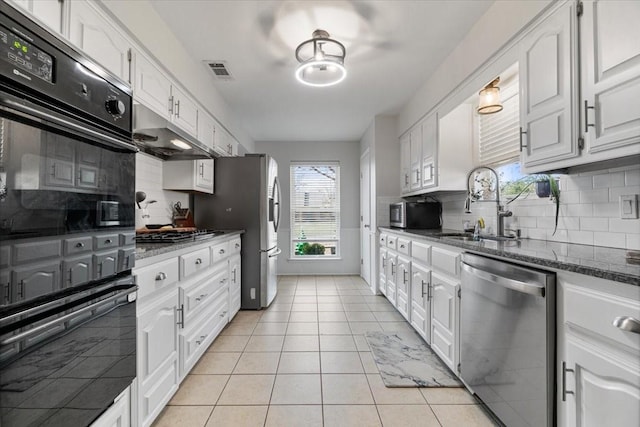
290;162;340;258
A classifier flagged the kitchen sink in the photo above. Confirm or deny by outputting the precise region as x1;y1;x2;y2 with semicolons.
441;234;519;242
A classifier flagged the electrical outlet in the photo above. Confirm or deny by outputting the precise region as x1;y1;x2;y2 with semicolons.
619;195;638;219
250;288;256;299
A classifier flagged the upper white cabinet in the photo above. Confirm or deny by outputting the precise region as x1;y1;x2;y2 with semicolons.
170;85;198;137
409;127;421;191
163;159;214;194
197;114;238;157
420;112;438;189
133;52;172;119
7;0;63;34
580;0;640;155
519;0;579;170
68;0;133;82
400;134;411;194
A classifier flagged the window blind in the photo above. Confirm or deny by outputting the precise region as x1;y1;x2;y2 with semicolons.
478;77;520;166
290;162;340;257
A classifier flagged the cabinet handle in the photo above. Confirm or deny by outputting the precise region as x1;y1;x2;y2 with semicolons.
235;243;240;248
613;316;640;334
175;99;180;118
404;174;409;186
415;169;420;183
168;95;174;114
220;310;227;318
195;258;202;265
105;239;113;244
519;127;527;152
196;334;206;345
199;162;204;177
584;100;595;133
232;268;236;282
176;304;184;328
18;280;24;298
562;361;574;401
391;264;395;275
68;268;73;284
219;249;225;254
403;270;408;284
400;244;405;249
155;272;167;281
220;278;227;284
51;163;55;176
421;280;427;296
75;242;85;248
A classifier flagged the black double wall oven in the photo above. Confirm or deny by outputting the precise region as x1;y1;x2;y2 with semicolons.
0;5;137;426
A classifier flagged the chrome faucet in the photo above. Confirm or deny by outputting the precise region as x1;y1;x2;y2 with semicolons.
464;166;513;237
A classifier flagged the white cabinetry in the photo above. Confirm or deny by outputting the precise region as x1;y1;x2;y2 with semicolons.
68;0;132;82
396;255;411;321
197;113;239;157
519;0;578;171
420;113;438;189
410;240;431;342
409;127;421;191
163;159;214;194
133;52;172;119
170;85;199;137
7;0;63;34
137;289;179;427
559;273;640;427
400;134;411;194
430;270;459;370
580;0;640;156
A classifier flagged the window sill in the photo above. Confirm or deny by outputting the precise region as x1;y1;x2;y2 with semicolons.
287;257;342;261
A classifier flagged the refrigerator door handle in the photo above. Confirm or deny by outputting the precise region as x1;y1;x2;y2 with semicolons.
268;247;282;258
272;176;281;232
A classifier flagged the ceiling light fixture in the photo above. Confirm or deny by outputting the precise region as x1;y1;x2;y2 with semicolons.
477;77;503;115
295;29;346;87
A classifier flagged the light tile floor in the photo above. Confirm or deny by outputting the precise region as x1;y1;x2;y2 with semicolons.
152;275;498;427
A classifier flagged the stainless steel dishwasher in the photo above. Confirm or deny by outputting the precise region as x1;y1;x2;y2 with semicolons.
460;252;555;427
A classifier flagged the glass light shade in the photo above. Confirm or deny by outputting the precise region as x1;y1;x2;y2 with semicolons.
170;139;191;150
477;86;503;114
295;59;347;87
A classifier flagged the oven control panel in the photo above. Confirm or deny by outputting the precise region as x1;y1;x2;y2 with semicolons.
0;24;53;83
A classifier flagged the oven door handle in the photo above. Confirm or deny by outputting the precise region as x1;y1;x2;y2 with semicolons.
461;262;545;297
0;286;137;347
0;96;137;152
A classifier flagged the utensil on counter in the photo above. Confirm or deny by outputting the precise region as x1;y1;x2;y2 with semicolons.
135;191;146;209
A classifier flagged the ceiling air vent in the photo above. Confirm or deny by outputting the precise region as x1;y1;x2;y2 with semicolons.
205;61;234;81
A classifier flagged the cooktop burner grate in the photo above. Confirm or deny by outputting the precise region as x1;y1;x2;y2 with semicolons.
136;230;224;244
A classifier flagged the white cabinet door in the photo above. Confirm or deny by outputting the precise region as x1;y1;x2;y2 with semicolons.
581;0;640;154
565;333;640;427
197;112;217;149
137;290;179;427
229;254;241;318
520;1;579;170
68;0;132;82
378;248;388;296
386;252;398;305
194;159;214;193
410;262;431;343
409;127;421;191
430;271;459;371
400;134;411;194
90;386;130;427
421;113;438;189
8;0;63;34
133;52;172;119
171;86;198;137
396;255;411;321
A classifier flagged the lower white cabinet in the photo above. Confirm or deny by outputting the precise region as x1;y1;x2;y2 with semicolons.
134;233;242;427
137;289;179;427
396;255;411;321
410;261;431;343
378;247;388;296
559;274;640;427
430;271;459;370
90;385;131;427
386;253;398;306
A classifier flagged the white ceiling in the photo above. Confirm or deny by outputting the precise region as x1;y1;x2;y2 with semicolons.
150;1;494;142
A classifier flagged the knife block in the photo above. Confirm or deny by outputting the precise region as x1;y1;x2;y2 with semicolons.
174;209;195;228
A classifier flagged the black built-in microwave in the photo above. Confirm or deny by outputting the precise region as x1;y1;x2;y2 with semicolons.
389;201;442;229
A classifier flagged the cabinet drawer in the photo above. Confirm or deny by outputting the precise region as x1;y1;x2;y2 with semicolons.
397;238;411;255
379;233;388;246
135;258;179;300
119;232;136;246
64;236;93;256
182;270;226;324
229;237;241;255
565;285;640;352
431;247;460;277
180;247;211;280
211;241;229;264
411;240;431;264
94;234;119;250
13;239;61;264
386;235;397;251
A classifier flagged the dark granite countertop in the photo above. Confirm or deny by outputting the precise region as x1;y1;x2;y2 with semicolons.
380;227;640;286
135;230;244;261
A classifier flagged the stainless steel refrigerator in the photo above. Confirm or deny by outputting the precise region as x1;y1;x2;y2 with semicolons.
194;154;281;309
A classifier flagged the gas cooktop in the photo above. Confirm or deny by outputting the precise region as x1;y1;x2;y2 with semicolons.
135;229;224;244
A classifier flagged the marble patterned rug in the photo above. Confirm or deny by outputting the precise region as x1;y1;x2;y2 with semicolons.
365;330;463;388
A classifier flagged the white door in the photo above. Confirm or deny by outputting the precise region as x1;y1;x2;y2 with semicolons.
565;333;640;427
396;255;411;321
378;248;387;296
430;271;459;371
133;52;172;119
400;134;411;194
360;150;371;287
170;86;199;137
194;159;214;193
519;1;579;169
581;0;640;154
409;127;422;190
411;262;431;343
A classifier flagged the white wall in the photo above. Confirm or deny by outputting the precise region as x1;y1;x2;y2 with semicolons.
135;153;189;226
398;0;552;135
255;141;361;275
99;0;255;153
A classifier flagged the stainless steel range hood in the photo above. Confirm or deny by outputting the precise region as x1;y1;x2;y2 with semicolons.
133;104;215;160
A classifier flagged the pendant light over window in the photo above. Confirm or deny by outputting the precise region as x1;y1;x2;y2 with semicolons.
295;29;346;87
477;77;503;114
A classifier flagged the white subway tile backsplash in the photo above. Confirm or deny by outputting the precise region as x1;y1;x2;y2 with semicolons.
579;217;608;232
579;188;609;204
625;167;640;186
627;234;640;250
561;204;593;217
609;185;640;201
560;190;580;204
566;230;594;245
593;232;625;248
566;176;593;191
592;202;619;218
609;218;640;234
